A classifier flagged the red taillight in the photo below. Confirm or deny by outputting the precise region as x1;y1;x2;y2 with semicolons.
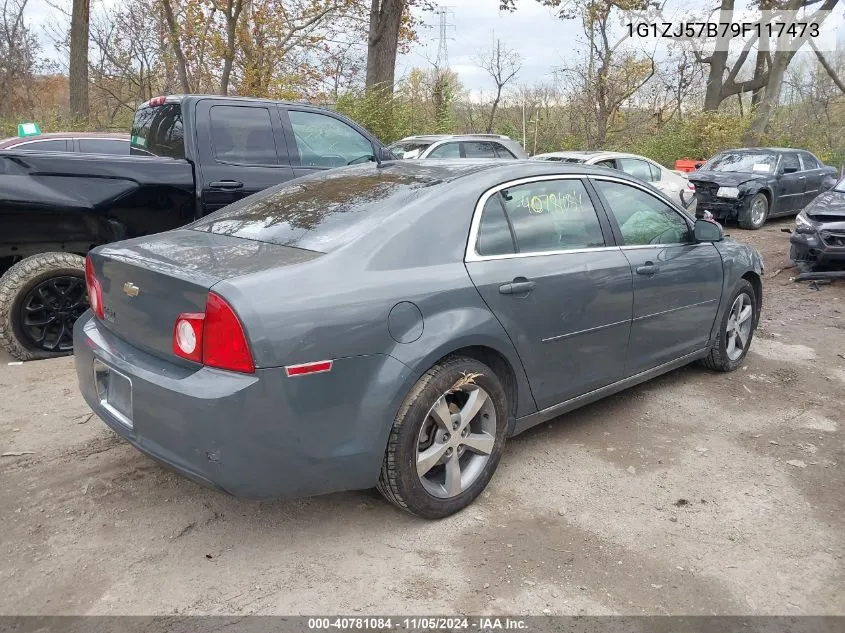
85;255;104;319
148;96;167;107
172;292;254;373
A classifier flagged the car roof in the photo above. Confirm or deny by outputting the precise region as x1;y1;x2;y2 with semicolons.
716;147;804;154
534;150;662;163
141;94;338;112
0;132;129;148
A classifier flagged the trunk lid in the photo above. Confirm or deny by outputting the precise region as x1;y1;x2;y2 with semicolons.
89;229;320;363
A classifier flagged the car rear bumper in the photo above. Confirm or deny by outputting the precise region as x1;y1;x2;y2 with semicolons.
790;230;845;267
74;312;412;499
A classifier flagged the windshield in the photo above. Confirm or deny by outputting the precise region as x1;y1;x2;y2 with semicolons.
835;178;845;193
703;152;777;173
189;167;442;252
388;141;432;159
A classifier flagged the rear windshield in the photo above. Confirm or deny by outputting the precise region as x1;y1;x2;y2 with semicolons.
537;156;585;163
189;167;441;253
388;141;432;159
131;104;185;158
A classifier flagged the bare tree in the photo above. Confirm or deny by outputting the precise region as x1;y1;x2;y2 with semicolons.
0;0;39;117
160;0;190;92
475;38;521;133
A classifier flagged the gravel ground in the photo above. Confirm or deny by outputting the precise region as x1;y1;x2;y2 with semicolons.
1;216;843;616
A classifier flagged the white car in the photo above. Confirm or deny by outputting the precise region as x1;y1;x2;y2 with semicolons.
532;150;697;212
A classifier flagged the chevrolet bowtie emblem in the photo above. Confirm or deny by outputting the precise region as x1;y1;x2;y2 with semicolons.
122;282;140;297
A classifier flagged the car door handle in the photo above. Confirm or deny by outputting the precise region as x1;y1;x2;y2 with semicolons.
636;262;659;276
498;279;536;295
209;180;244;190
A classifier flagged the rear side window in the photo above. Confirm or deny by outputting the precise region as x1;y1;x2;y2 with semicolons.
463;142;497;159
618;158;656;182
189;168;441;253
78;139;129;154
476;179;605;255
493;143;515;159
131;103;184;158
800;152;820;170
210;105;278;165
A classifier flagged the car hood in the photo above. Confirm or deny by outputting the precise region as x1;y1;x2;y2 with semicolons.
803;189;845;222
688;170;768;187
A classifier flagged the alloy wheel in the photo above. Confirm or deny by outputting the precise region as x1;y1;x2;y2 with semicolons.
18;276;88;353
725;292;754;361
416;384;497;499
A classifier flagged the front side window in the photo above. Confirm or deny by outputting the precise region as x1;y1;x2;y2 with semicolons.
288;110;373;168
782;152;800;173
618;158;657;182
210;105;277;165
476;179;605;256
388;141;431;159
428;142;461;158
595;180;692;246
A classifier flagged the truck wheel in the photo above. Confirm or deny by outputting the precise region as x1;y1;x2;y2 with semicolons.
0;253;88;361
377;356;508;519
738;193;768;230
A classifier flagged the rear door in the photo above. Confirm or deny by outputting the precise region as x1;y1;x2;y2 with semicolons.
463;141;498;159
464;176;633;410
776;152;805;215
592;177;723;375
195;101;294;214
281;108;376;178
799;151;824;208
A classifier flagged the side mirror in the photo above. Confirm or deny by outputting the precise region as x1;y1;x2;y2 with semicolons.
694;218;724;243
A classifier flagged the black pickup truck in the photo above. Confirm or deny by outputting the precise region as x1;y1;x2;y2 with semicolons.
0;95;393;360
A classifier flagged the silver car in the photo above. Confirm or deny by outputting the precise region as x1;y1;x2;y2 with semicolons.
388;134;529;160
533;150;696;211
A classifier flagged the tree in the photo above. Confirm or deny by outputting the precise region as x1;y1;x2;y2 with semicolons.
365;0;405;91
475;39;521;133
69;0;90;120
0;0;40;118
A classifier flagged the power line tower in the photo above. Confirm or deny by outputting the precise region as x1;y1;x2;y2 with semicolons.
434;7;455;71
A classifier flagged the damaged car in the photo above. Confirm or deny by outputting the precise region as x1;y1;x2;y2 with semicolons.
689;148;837;229
790;175;845;273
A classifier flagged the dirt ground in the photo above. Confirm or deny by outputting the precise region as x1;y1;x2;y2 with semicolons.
1;216;843;616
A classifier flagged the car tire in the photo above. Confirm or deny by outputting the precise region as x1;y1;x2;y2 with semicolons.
0;253;87;361
738;193;768;230
377;355;508;519
700;279;758;373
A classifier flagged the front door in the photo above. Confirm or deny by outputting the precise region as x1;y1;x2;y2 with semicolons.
776;152;806;215
591;178;724;376
195;101;294;214
281;108;377;179
464;176;634;410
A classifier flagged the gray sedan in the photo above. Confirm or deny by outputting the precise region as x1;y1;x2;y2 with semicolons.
75;160;763;519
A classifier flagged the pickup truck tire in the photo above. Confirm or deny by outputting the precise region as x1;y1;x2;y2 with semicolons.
0;253;87;361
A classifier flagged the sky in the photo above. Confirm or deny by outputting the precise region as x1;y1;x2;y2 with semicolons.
22;0;845;97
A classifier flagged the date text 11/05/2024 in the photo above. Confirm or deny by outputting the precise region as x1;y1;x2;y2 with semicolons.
307;617;529;630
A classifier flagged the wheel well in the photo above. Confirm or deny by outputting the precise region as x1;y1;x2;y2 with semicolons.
759;189;772;207
443;346;518;418
742;271;763;325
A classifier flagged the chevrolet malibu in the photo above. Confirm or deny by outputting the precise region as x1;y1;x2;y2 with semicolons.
75;161;764;519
